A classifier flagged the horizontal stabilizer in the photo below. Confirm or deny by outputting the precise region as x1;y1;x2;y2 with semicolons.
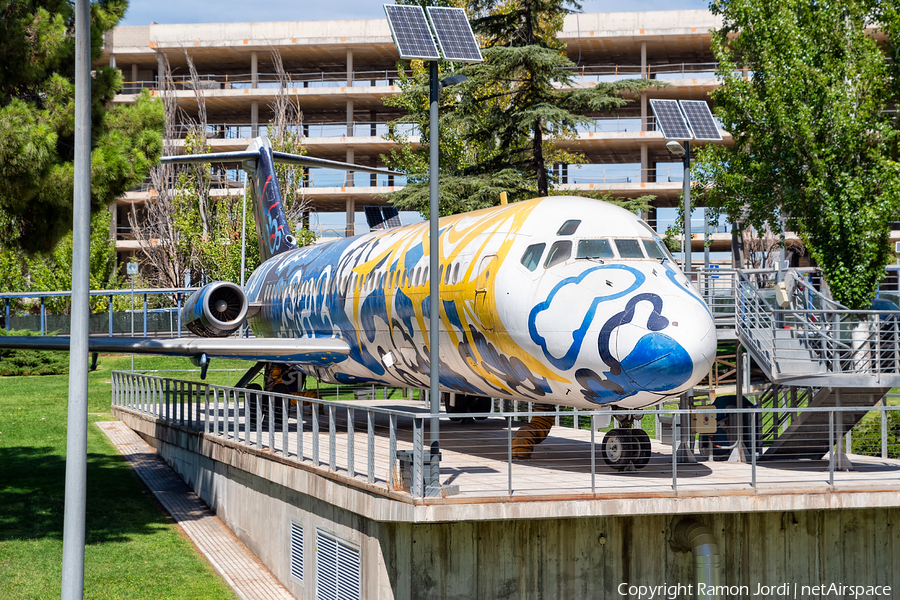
0;336;350;365
159;140;402;176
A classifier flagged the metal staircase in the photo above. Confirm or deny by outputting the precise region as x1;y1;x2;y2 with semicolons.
730;269;898;459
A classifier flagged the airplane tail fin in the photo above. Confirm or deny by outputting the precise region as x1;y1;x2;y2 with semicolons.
160;137;403;263
246;138;296;261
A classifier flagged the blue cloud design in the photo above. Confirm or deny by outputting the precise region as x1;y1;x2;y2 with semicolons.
527;264;646;371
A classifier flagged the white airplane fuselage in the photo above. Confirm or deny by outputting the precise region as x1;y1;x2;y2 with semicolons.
245;196;717;410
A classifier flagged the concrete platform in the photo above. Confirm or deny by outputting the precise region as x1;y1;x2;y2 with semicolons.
112;397;900;521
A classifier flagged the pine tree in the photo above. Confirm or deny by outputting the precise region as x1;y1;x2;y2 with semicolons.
384;0;650;215
0;0;164;252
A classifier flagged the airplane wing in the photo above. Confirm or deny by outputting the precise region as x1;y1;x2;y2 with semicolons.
0;336;350;365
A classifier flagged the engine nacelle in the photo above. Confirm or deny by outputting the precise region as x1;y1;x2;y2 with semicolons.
182;282;248;337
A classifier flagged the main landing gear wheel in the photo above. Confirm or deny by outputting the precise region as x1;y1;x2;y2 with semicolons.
632;429;651;469
601;429;651;471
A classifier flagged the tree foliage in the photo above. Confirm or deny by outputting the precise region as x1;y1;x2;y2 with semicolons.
0;208;121;314
695;0;900;309
384;0;651;216
0;0;165;252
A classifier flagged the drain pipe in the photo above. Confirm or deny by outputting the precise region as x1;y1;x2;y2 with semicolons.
674;518;721;600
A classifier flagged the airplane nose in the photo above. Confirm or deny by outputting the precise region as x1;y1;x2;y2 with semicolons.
612;295;716;395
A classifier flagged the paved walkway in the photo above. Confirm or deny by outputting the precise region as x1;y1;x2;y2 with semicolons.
97;420;295;600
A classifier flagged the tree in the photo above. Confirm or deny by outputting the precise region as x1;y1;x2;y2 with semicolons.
694;0;900;309
0;0;165;252
133;49;313;288
384;0;651;215
0;208;121;314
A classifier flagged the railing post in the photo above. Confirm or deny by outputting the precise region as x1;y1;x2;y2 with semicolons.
672;413;679;492
312;404;320;466
108;295;113;337
268;394;275;451
828;410;835;489
282;396;289;456
212;388;219;436
328;404;336;472
40;297;45;336
367;411;374;484
256;391;263;448
297;398;305;461
412;417;424;498
204;385;210;434
882;403;888;460
507;416;513;496
590;414;596;494
388;414;397;491
347;408;355;477
751;410;757;490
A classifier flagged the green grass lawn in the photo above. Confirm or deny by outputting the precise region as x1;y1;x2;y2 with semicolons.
0;354;246;600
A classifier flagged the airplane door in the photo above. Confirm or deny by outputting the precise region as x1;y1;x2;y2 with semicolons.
474;255;497;331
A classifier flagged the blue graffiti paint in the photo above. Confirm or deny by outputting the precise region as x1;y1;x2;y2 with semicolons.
528;264;646;371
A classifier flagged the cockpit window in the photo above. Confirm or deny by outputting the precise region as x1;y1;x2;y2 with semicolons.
614;239;645;259
544;240;572;268
557;220;581;236
521;243;546;272
642;239;666;259
577;239;614;259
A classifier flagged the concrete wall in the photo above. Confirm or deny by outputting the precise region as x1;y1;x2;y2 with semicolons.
129;417;899;600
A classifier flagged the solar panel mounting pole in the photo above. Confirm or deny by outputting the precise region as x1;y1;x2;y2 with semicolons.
428;59;440;453
62;0;90;596
682;140;691;279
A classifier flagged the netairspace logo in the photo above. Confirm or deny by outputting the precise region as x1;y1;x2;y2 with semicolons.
617;582;892;599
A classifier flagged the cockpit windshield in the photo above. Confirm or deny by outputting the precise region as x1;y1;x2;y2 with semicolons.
614;239;645;259
577;239;614;259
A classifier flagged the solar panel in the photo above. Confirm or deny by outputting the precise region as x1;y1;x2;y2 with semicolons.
680;100;723;141
382;206;402;229
649;99;692;141
384;5;440;61
427;7;483;63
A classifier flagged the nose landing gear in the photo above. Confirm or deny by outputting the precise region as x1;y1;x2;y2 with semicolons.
600;413;652;471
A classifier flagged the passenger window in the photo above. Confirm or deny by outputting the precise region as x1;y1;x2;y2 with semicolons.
577;239;614;259
557;220;581;236
642;239;666;259
544;240;573;268
520;243;546;272
444;263;452;284
452;263;460;284
615;239;645;259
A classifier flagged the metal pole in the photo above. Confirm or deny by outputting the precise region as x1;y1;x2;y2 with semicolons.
61;0;90;595
239;187;247;335
130;276;135;371
428;60;440;455
683;141;692;279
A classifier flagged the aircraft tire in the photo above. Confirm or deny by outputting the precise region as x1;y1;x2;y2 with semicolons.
246;383;264;431
472;396;492;420
444;393;471;423
631;429;652;469
601;429;637;471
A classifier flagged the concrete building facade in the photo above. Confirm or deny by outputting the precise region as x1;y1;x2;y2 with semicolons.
98;10;735;263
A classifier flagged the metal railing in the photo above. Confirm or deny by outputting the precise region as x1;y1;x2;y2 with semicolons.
111;372;900;499
118;62;730;96
735;269;900;382
1;287;197;337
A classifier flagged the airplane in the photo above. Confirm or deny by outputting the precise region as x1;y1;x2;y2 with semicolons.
0;137;717;471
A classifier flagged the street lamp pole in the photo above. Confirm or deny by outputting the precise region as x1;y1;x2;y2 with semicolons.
428;60;440;451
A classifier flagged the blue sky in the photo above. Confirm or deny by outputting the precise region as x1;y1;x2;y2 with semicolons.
122;0;711;27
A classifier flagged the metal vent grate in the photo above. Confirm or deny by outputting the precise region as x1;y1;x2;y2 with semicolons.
316;529;361;600
290;521;304;583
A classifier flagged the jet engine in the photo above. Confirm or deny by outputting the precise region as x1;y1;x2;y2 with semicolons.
182;282;248;337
